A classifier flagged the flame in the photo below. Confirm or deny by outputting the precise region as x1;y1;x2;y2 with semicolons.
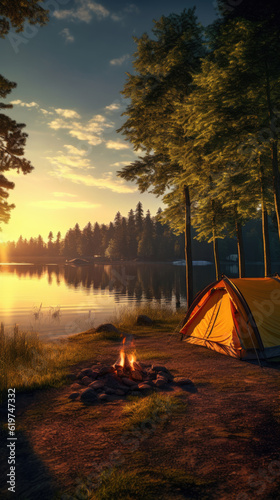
116;336;137;370
128;352;136;368
119;348;125;367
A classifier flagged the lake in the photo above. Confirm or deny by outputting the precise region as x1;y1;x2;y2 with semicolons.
0;261;273;339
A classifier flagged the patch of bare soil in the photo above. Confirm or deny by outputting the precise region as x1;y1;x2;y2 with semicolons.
1;331;280;499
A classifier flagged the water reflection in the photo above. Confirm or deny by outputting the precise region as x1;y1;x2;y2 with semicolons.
0;261;271;339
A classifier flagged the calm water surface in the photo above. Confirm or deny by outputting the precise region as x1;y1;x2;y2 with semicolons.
0;261;269;339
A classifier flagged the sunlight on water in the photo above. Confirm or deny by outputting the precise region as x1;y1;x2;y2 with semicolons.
0;263;189;339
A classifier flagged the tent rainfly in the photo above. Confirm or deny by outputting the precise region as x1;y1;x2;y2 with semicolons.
180;276;280;359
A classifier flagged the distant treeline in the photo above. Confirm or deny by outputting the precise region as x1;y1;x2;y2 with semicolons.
1;203;184;261
1;202;280;263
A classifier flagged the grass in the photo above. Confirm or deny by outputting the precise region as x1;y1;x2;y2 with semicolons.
76;466;214;500
136;350;171;361
0;329;115;402
0;303;181;403
112;304;185;332
121;392;186;431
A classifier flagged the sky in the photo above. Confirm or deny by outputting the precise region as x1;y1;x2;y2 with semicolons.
1;0;217;243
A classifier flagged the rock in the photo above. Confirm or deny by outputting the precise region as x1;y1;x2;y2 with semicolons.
98;393;108;401
103;374;123;389
95;323;119;333
174;377;193;386
122;377;137;387
80;389;98;403
145;369;156;380
131;370;143;382
91;364;102;371
115;389;125;396
152;365;169;373
154;377;168;388
70;383;83;391
117;384;130;393
89;380;105;390
98;366;115;376
157;370;173;382
104;387;116;395
138;383;152;391
90;370;100;380
68;392;80;400
65;373;76;381
81;376;93;386
77;368;94;379
130;391;141;396
136;315;153;326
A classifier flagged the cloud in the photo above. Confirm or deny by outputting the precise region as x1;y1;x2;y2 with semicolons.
10;100;39;108
47;154;93;170
53;192;78;198
64;144;87;156
29;200;100;210
53;1;110;23
53;1;139;24
48;113;113;146
105;102;121;111
40;108;54;115
110;54;130;66
106;140;130;150
60;28;75;43
50;165;137;194
55;108;81;119
124;4;140;15
110;161;130;167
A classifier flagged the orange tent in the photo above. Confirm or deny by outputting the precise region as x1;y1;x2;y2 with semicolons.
180;276;280;359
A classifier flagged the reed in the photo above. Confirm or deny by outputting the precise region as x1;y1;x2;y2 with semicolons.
112;304;184;331
0;325;97;402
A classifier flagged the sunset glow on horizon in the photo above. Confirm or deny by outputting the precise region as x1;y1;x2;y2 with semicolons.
0;0;215;243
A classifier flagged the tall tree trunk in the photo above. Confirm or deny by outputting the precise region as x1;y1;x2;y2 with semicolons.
211;198;221;281
265;62;280;239
260;158;271;277
184;185;193;308
212;234;221;281
271;140;280;240
236;220;245;278
262;207;271;277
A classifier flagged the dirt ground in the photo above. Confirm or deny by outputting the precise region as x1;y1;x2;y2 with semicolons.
1;330;280;499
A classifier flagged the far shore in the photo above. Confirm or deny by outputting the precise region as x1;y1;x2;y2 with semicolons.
0;256;183;265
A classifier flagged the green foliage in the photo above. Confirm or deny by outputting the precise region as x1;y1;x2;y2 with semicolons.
121;392;185;431
112;303;184;331
0;329;99;401
88;466;210;500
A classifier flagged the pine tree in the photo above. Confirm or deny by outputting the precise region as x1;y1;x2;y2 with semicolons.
118;10;205;306
82;222;93;256
0;2;49;226
92;222;101;256
137;210;155;259
135;202;144;237
127;209;137;259
47;231;53;255
0;0;48;38
55;231;61;255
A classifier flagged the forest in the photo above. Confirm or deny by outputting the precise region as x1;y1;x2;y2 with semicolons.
115;1;280;305
1;201;280;263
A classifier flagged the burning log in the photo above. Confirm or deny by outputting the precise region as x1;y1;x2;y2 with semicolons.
131;370;143;382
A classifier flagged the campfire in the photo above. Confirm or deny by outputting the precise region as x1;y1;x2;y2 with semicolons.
68;337;192;404
113;338;144;382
